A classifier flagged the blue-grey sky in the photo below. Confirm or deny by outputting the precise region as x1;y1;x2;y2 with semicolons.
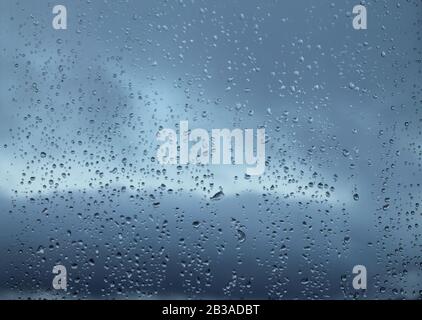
0;0;421;299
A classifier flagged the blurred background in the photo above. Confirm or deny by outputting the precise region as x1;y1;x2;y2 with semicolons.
0;0;421;299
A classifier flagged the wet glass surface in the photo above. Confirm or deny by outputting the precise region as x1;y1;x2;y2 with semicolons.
0;0;421;299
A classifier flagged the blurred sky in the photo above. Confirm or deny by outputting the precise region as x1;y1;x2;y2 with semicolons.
0;0;421;299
